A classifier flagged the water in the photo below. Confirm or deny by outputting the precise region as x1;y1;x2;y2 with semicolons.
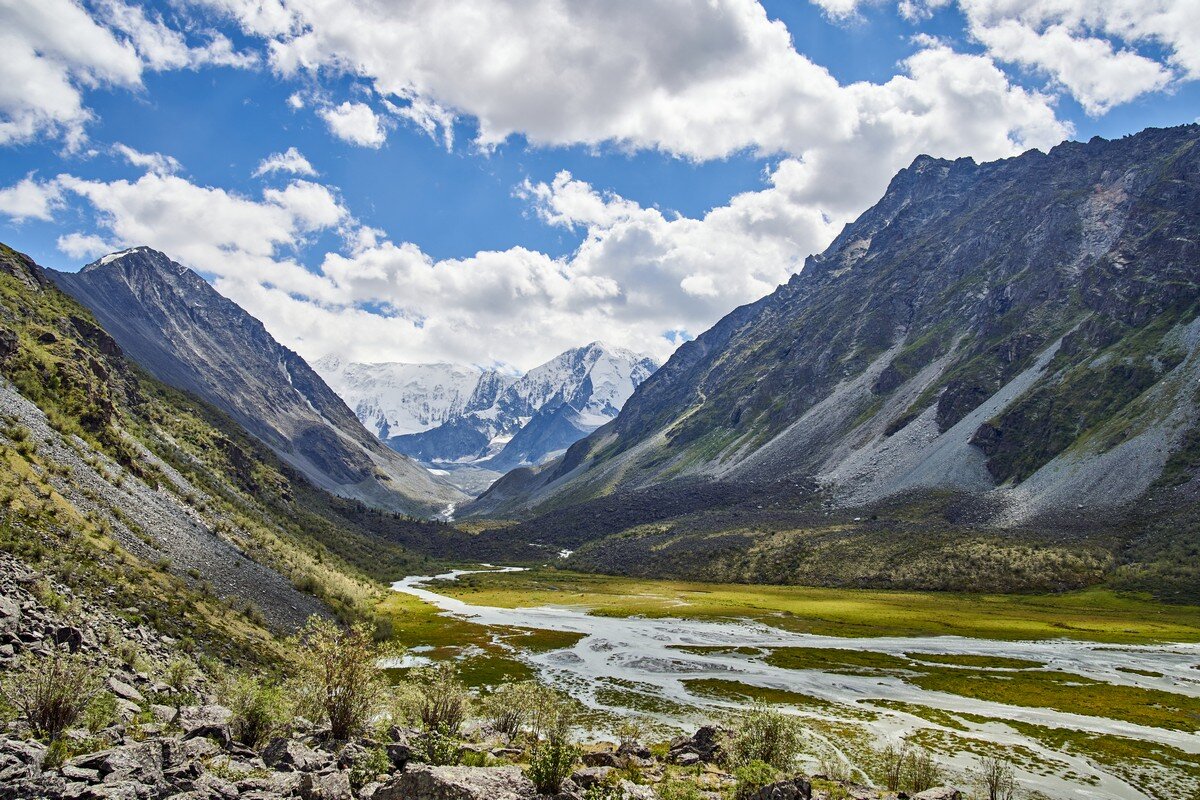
393;568;1200;800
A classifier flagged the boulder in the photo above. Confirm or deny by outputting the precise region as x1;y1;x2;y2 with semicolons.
570;767;615;789
745;776;812;800
299;771;353;800
385;742;411;771
911;789;962;800
669;726;727;764
67;742;163;786
177;705;232;748
619;780;657;800
262;737;329;772
52;626;84;653
105;678;143;704
581;750;623;769
375;764;537;800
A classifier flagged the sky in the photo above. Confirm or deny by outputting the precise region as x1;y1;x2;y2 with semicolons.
0;0;1197;372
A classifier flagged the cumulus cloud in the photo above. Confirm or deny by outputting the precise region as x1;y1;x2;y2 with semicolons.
0;0;256;148
0;175;65;222
114;144;183;175
898;0;1196;113
254;147;317;177
319;101;388;148
56;232;113;260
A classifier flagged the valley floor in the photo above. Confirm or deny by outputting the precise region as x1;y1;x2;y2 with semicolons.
382;568;1200;800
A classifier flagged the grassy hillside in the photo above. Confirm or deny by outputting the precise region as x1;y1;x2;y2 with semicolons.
0;243;467;666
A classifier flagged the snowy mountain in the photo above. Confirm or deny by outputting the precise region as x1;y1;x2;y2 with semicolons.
316;343;658;476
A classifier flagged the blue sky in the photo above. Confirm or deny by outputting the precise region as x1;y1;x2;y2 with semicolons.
1;0;1197;369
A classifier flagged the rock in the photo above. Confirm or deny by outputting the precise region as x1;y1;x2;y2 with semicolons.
105;678;143;704
581;751;623;769
619;780;657;800
911;789;962;800
385;742;410;771
674;753;701;767
60;764;103;783
67;742;163;786
52;626;84;653
375;764;538;800
616;742;652;760
299;770;353;800
80;781;147;799
669;727;727;764
262;737;328;772
177;705;232;748
570;767;615;789
148;705;176;725
745;776;812;800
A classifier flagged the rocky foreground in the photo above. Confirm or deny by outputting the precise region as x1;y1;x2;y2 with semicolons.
0;553;966;800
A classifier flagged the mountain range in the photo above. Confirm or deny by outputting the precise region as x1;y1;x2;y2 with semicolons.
465;125;1200;600
316;343;657;475
51;248;464;516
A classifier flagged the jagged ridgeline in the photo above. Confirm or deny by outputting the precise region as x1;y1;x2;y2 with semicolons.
469;125;1200;600
0;243;468;656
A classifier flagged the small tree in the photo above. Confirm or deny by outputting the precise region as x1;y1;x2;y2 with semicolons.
293;618;396;740
484;681;538;742
224;674;292;748
1;651;100;740
977;755;1017;800
526;695;578;794
907;748;943;793
877;742;909;792
728;704;802;771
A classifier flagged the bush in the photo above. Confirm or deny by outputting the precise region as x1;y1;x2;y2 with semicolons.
400;663;470;765
350;746;391;789
907;748;942;794
165;657;197;694
224;674;292;748
82;692;118;734
526;702;578;795
977;755;1016;800
1;652;100;740
733;759;778;800
728;705;802;770
482;681;546;742
657;779;704;800
292;618;397;740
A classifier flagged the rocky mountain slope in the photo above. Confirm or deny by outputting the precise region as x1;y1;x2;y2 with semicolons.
468;125;1200;596
320;343;657;474
52;248;464;515
0;242;469;640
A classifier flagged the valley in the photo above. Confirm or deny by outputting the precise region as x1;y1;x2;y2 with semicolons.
386;567;1200;800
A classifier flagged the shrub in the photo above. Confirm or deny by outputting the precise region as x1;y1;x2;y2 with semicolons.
412;662;469;736
733;759;778;800
482;681;544;742
907;748;942;794
82;692;118;734
224;674;292;748
292;618;397;740
876;742;908;791
657;779;704;800
1;652;100;740
350;746;392;789
977;755;1016;800
526;702;578;795
165;658;197;695
728;705;802;770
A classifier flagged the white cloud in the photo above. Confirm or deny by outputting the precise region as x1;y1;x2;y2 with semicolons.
319;101;387;148
0;0;141;147
56;232;113;259
899;0;1197;113
96;0;257;71
114;143;183;175
254;147;317;177
0;175;65;222
0;0;256;148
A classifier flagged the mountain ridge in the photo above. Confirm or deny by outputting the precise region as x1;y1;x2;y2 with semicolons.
51;246;465;515
319;341;657;477
463;125;1200;598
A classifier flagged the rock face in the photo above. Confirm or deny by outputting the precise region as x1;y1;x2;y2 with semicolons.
319;343;658;475
472;125;1200;528
375;764;538;800
52;247;463;515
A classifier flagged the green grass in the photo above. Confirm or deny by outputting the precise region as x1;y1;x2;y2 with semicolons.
429;568;1200;644
683;678;836;712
